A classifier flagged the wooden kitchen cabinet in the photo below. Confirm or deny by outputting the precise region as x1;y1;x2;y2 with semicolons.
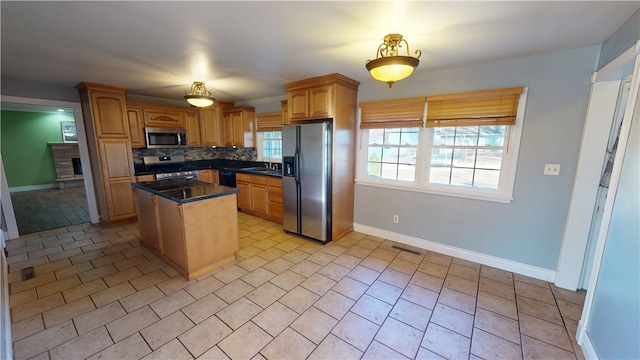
77;82;137;223
237;172;282;223
126;106;145;148
281;100;289;125
135;174;156;183
143;107;186;128
222;106;255;147
185;109;201;147
286;84;332;121
88;90;130;138
267;177;283;222
197;169;219;184
283;73;359;240
200;106;225;147
133;188;162;253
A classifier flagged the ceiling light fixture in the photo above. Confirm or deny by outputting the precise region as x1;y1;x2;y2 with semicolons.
366;33;422;88
184;81;215;107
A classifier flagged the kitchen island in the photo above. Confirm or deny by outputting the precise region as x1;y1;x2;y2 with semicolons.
132;179;240;279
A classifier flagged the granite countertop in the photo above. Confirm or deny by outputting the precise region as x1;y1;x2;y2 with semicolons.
132;178;239;204
134;159;282;178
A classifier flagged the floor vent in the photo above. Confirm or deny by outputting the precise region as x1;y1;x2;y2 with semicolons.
392;245;421;255
21;266;36;281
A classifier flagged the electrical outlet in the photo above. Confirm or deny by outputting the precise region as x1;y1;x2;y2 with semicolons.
544;164;561;176
393;215;399;223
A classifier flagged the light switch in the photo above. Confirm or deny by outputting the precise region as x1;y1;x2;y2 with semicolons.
544;164;560;176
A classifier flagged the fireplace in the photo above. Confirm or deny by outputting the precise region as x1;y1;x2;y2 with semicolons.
49;142;84;189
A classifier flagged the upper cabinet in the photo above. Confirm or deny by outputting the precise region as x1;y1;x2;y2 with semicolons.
200;101;233;147
143;107;186;128
280;100;289;125
87;90;130;137
284;74;359;122
222;106;255;147
287;85;332;120
185;109;201;147
126;101;200;147
126;106;145;148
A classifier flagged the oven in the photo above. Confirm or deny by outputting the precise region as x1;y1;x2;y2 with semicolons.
155;170;197;180
143;155;197;180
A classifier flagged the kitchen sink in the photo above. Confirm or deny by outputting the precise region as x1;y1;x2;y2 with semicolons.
241;167;282;176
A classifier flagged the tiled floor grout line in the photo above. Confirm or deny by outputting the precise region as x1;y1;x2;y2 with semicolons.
7;215;586;359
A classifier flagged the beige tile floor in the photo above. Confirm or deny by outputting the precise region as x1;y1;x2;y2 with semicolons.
6;213;587;359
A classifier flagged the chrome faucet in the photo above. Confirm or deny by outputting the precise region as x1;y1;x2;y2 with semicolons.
266;157;272;170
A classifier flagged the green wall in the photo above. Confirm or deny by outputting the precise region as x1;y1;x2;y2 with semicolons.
1;110;74;187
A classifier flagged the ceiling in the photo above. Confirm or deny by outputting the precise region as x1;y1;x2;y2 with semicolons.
1;1;638;104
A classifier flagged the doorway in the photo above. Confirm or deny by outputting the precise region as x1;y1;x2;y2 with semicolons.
0;97;99;239
579;79;631;289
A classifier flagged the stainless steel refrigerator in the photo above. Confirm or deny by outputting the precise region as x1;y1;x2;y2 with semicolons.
282;121;332;243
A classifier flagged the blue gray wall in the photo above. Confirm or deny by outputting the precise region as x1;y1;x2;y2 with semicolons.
354;45;599;270
586;97;639;359
586;11;640;359
598;9;640;70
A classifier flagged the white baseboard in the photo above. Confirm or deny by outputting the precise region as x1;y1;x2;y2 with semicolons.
353;223;556;282
9;183;57;193
0;230;13;360
576;319;598;359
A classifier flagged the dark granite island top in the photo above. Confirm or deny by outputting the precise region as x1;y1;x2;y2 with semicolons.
132;178;239;204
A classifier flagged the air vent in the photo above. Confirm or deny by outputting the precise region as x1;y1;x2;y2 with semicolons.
392;245;421;255
21;266;36;281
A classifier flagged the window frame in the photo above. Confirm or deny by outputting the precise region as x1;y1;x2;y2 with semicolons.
356;88;528;204
256;130;282;163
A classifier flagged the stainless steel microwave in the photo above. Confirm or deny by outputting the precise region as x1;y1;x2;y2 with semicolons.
145;127;187;149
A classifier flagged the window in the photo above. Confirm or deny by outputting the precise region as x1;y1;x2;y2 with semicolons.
260;131;282;160
358;87;527;203
255;112;282;161
366;128;419;181
428;125;507;190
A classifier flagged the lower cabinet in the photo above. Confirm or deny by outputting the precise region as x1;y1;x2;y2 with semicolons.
133;187;239;279
236;173;282;223
197;169;219;184
135;174;156;183
267;177;283;221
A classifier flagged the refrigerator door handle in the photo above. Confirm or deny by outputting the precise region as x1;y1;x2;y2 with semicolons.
294;144;301;186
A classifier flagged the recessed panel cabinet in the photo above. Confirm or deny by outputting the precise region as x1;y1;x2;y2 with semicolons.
287;84;332;121
237;173;282;223
126;107;145;148
200;106;225;147
143;108;185;128
89;91;130;137
222;107;255;147
77;82;137;223
186;110;201;147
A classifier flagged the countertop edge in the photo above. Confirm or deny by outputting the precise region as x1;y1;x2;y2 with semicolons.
132;181;240;204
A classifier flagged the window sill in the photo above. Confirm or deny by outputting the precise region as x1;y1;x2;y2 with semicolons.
355;178;514;204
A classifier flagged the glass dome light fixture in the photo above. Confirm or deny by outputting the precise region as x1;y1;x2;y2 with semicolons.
366;33;422;88
184;81;215;107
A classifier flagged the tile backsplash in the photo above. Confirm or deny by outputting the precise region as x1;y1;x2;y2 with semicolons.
132;147;257;164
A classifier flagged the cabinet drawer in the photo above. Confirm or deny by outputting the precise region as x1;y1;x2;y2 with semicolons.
236;173;251;182
249;174;267;185
268;186;282;204
267;177;282;187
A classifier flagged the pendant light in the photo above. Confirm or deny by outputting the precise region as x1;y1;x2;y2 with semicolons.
184;81;215;107
366;34;422;88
